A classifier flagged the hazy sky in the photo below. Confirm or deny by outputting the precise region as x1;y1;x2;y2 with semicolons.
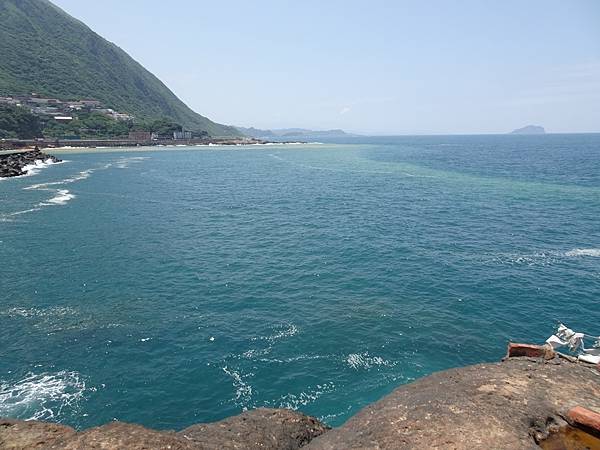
52;0;600;134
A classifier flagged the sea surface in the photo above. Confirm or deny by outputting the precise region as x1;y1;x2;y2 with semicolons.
1;135;599;430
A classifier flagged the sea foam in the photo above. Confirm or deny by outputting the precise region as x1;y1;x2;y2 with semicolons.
222;366;253;407
565;248;600;257
0;372;87;421
41;189;75;206
20;159;63;177
346;352;396;370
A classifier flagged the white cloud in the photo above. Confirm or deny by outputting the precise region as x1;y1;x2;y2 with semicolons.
339;106;351;115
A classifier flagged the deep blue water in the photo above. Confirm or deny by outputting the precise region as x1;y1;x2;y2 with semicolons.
1;135;599;430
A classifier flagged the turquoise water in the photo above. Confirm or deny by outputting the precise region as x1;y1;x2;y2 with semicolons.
1;135;599;430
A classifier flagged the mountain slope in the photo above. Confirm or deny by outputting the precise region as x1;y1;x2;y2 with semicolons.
0;0;240;137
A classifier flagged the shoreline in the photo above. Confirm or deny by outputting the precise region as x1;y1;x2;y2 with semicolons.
0;137;308;152
1;350;599;449
0;142;325;177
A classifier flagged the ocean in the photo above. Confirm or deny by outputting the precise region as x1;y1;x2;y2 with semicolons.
1;134;599;430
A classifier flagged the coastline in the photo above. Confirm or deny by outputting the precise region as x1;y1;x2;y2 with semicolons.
0;141;324;177
0;137;308;153
1;352;599;449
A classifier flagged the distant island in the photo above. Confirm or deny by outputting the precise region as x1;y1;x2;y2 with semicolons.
236;127;357;140
510;125;546;135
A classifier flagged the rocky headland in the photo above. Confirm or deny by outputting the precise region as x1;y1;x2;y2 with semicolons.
1;347;599;449
0;148;62;178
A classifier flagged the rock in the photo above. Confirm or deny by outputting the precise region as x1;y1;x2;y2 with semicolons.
2;358;599;450
0;409;328;450
46;422;197;450
0;148;61;178
307;358;600;450
180;408;330;449
0;419;75;449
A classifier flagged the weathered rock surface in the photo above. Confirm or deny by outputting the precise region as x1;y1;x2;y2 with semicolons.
181;408;329;449
307;358;600;449
0;149;61;178
0;408;328;450
1;357;598;449
0;419;75;449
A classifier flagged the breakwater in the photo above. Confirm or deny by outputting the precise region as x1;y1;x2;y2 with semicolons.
0;148;61;178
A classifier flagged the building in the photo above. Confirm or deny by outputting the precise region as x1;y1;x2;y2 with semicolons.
79;99;101;108
128;131;152;141
0;96;20;106
173;130;192;140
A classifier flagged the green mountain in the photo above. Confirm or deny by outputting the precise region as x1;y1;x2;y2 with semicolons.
0;0;240;137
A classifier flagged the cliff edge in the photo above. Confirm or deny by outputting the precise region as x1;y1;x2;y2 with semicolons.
1;355;599;449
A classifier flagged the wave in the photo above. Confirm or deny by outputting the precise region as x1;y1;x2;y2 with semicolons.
490;247;600;266
0;371;87;421
490;251;561;266
40;189;75;206
3;157;145;220
222;366;253;407
114;157;149;169
269;382;336;410
346;352;396;370
565;248;600;257
0;306;78;319
251;323;299;344
21;158;64;177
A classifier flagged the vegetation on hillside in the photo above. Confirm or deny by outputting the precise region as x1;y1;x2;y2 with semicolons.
0;105;42;139
0;105;206;140
0;0;241;137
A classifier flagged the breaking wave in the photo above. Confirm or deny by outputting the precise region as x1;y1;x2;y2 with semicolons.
565;248;600;257
2;156;148;220
0;372;87;421
21;159;64;177
41;189;75;206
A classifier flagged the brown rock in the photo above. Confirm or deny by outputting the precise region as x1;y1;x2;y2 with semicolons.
0;419;75;449
47;422;196;450
0;410;328;450
180;408;330;449
307;358;600;450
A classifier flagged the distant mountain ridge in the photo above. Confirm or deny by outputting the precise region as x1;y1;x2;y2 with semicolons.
510;125;546;135
0;0;240;137
236;127;356;139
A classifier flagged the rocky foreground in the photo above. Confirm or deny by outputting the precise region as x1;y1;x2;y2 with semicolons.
1;355;599;449
0;149;61;178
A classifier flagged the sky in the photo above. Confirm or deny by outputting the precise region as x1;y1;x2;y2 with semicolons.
52;0;600;134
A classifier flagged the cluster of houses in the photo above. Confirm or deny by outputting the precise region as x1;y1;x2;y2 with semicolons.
0;93;133;122
128;130;193;141
1;93;197;141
